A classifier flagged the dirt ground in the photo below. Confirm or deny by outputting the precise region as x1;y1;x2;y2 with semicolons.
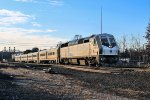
0;64;150;100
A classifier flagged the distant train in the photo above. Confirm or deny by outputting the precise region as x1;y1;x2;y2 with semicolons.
15;33;119;66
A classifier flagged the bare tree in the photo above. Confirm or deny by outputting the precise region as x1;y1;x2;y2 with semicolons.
118;33;144;61
131;34;141;50
129;34;144;61
117;34;128;52
145;19;150;62
145;19;150;43
122;35;127;52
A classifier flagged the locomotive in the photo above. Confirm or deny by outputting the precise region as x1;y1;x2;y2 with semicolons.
15;33;119;66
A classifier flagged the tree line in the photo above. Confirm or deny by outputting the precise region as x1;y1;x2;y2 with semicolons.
118;19;150;62
23;47;39;54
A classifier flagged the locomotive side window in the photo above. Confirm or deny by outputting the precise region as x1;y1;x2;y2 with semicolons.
61;43;68;48
84;39;89;43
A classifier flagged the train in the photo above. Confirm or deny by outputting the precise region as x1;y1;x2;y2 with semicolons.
15;33;119;66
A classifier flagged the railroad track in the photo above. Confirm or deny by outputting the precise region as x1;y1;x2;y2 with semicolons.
1;62;150;75
6;62;110;74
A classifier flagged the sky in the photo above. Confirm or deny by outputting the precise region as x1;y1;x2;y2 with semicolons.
0;0;150;51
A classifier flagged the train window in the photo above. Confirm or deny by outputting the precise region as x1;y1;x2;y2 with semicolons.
68;40;78;46
109;37;116;47
84;39;89;43
48;52;55;55
61;43;68;48
33;55;37;57
40;54;45;56
101;38;109;47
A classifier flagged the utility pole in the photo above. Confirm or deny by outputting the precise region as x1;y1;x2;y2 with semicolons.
101;7;103;34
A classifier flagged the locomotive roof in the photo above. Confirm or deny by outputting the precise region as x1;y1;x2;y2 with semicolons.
99;33;114;37
68;34;95;45
60;33;115;47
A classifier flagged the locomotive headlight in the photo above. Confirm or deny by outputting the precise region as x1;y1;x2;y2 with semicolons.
109;45;112;48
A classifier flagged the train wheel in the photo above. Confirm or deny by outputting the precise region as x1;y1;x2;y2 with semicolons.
60;59;64;64
96;62;101;67
64;59;69;65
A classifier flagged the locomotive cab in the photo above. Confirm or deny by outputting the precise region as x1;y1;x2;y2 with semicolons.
97;33;119;64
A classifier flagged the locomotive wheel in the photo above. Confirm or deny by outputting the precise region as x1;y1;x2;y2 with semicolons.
64;59;69;65
93;60;100;67
85;60;89;66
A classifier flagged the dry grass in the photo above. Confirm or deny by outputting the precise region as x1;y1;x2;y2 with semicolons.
1;64;150;99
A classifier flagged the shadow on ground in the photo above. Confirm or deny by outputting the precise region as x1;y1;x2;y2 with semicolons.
0;67;75;100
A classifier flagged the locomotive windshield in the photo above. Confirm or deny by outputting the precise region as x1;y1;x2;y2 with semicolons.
100;35;117;47
101;38;109;47
109;37;116;47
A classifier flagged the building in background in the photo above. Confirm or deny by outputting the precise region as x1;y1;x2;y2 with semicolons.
0;47;23;62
